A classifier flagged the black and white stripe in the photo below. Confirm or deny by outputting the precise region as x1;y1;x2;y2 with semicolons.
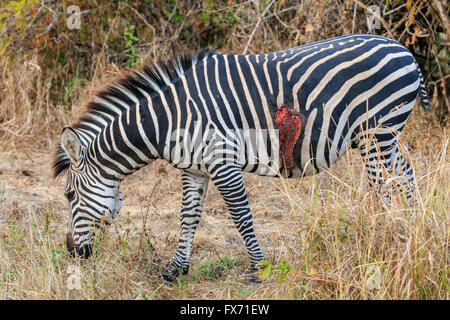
53;34;429;280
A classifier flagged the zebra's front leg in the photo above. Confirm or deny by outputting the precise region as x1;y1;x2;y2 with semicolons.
209;163;265;283
161;171;209;283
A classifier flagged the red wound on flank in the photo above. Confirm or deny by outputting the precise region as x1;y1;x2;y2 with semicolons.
275;105;302;169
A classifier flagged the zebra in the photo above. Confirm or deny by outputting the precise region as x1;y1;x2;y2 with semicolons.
53;34;430;283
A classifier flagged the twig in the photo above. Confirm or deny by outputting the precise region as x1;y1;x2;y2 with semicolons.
263;4;301;20
201;0;252;13
243;0;276;54
122;2;155;34
91;2;122;85
430;74;450;85
352;1;357;33
431;44;449;110
383;3;406;16
128;178;162;271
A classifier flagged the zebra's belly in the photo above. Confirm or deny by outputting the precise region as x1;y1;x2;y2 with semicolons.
237;138;351;179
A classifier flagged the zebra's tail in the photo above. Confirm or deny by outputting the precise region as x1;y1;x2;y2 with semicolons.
415;62;431;111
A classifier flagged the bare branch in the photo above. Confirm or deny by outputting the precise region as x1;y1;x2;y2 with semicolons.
432;0;450;40
243;0;276;54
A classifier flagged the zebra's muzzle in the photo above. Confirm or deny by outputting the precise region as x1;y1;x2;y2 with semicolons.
67;232;92;259
78;244;92;259
67;232;76;257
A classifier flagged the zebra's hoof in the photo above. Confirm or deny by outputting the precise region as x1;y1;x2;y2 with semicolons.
160;266;189;285
249;274;262;284
249;269;263;284
160;267;178;284
160;272;176;285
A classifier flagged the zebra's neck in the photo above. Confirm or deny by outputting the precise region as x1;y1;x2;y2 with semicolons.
79;96;160;180
67;90;160;181
58;50;217;181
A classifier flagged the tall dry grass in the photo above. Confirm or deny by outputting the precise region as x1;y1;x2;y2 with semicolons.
0;107;447;299
0;0;448;300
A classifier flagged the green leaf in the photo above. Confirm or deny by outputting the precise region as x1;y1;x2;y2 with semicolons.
256;260;272;279
277;260;292;273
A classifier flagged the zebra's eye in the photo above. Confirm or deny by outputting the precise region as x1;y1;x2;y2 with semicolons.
65;190;76;202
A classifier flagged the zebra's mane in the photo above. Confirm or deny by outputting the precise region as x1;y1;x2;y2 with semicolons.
52;48;215;179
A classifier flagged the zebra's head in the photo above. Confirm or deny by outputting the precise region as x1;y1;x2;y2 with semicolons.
58;127;123;259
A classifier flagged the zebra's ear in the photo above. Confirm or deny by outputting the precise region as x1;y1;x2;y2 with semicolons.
61;127;81;163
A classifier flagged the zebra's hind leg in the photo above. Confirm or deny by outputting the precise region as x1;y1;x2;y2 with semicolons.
359;133;415;204
208;163;265;283
161;171;209;283
386;144;415;203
